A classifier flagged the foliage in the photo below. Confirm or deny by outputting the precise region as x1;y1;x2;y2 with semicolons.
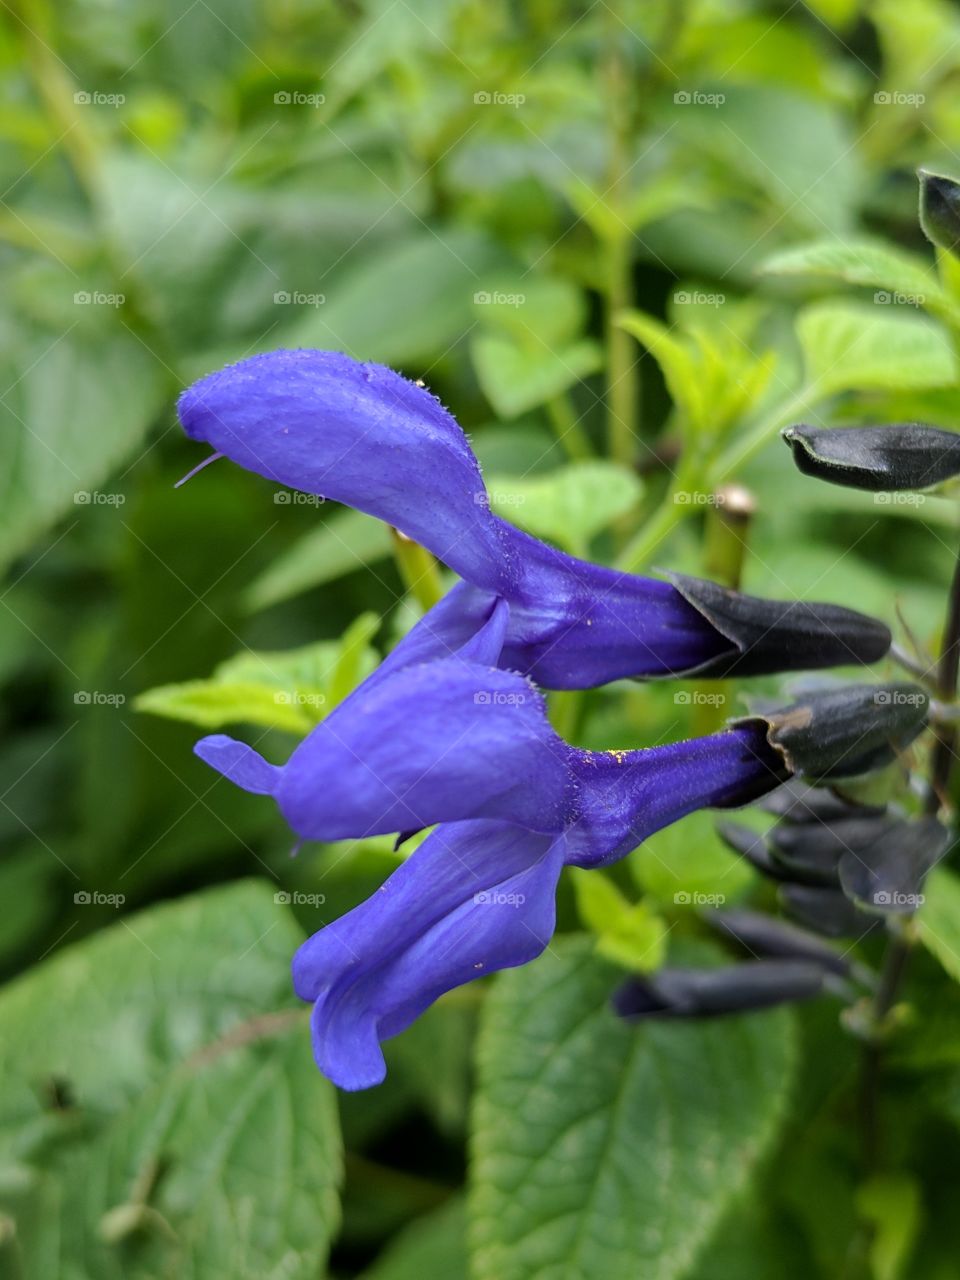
3;1;960;1277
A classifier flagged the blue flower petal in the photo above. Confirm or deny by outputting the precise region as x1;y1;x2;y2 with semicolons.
193;736;280;794
368;584;508;688
195;659;574;841
178;350;511;592
292;819;565;1090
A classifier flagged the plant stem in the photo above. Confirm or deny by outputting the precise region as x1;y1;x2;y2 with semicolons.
695;485;755;734
616;456;698;571
926;534;960;813
604;234;637;468
550;689;584;741
390;529;444;613
617;386;815;573
859;931;912;1171
546;394;593;461
702;484;755;589
714;385;817;482
601;35;638;470
15;0;180;378
859;529;960;1172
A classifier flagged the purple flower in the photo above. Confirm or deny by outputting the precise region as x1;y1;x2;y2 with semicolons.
178;350;890;688
196;652;787;1089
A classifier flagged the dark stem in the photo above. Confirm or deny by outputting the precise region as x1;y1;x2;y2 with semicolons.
926;542;960;813
859;934;912;1171
859;535;960;1175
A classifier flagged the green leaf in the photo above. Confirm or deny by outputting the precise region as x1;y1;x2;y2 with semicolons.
360;1198;467;1280
472;334;602;419
244;507;394;611
135;620;380;732
0;331;167;575
388;997;477;1139
472;276;587;348
618;309;774;441
470;939;796;1280
672;87;862;236
618;311;703;426
327;611;384;711
0;881;342;1279
918;868;960;983
797;301;958;398
487;461;642;554
684;1192;814;1280
856;1174;922;1280
632;810;754;908
134;677;315;732
761;239;958;324
570;869;668;972
287;228;507;365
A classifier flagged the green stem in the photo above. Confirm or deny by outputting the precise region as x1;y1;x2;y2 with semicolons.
616;464;695;571
604;233;638;468
714;385;818;482
695;485;756;734
618;387;817;572
546;394;593;461
390;529;444;612
702;485;755;589
15;0;180;376
550;689;584;741
601;34;638;469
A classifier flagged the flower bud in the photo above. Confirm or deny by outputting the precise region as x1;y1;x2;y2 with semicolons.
783;424;960;493
667;573;891;675
760;779;885;824
779;884;872;938
613;960;827;1020
768;813;890;885
919;169;960;254
738;683;929;782
705;908;850;976
838;816;948;914
716;820;788;881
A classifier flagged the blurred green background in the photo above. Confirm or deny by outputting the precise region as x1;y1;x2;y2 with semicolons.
4;0;960;1276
